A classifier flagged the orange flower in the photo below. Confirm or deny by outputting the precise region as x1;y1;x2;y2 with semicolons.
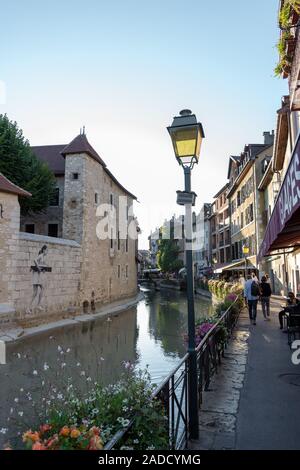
4;446;12;450
59;426;70;437
70;428;81;439
88;435;104;450
32;441;46;450
22;430;40;443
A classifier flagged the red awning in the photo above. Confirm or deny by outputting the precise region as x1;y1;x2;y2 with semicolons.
258;133;300;261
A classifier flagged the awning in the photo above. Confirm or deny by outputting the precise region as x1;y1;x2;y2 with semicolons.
258;132;300;262
214;259;256;273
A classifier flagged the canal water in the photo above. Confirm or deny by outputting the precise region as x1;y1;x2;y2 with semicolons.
0;289;213;446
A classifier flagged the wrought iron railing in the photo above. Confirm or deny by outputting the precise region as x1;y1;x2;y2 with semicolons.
104;297;240;450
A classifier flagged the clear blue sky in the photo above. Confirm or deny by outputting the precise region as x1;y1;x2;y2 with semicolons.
0;0;287;248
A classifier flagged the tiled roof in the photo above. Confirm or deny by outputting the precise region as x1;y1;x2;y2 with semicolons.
60;134;106;167
0;173;31;197
31;144;66;175
31;134;137;200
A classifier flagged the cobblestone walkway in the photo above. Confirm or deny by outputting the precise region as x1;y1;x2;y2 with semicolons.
189;298;300;450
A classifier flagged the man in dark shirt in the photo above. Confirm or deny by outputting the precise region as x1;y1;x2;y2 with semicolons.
278;292;299;329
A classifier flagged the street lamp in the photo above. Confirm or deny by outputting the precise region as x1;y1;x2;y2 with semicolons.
242;245;249;275
167;109;205;440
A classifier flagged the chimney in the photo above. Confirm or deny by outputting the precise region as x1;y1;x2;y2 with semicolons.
263;130;274;146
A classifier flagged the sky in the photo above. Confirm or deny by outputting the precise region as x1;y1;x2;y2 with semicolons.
0;0;288;248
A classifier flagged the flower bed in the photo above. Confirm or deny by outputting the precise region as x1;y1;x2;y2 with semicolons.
208;279;243;299
184;293;243;349
4;362;168;450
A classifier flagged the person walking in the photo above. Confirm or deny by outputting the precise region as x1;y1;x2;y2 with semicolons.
244;274;260;325
265;273;271;284
260;276;272;320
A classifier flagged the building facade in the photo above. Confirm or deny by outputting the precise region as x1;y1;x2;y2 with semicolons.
209;184;231;273
257;2;300;295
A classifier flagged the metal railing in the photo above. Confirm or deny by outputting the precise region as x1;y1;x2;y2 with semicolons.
104;297;240;450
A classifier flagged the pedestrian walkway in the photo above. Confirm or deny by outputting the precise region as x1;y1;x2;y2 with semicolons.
190;297;300;450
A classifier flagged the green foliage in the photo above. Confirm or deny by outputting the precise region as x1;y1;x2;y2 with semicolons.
0;114;56;215
279;1;292;28
157;238;183;273
287;0;300;15
275;1;299;77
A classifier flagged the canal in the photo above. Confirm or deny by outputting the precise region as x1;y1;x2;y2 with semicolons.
0;289;213;446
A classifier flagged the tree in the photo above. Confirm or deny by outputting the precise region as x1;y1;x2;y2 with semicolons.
157;238;184;273
0;114;56;214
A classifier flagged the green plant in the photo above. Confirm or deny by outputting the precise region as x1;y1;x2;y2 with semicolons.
279;1;292;28
5;357;169;451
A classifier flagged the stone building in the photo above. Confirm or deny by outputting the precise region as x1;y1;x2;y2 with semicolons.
0;132;139;323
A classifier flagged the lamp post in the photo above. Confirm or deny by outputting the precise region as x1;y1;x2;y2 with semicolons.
167;109;205;440
242;245;249;276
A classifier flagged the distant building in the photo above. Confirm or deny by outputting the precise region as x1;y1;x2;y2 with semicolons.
194;203;212;276
209;184;231;274
137;249;151;275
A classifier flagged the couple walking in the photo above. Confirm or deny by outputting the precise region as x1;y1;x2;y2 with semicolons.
244;274;271;325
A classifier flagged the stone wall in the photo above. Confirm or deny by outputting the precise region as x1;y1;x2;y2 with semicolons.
0;192;20;310
10;233;81;321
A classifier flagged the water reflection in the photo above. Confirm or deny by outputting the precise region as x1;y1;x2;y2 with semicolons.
0;290;212;446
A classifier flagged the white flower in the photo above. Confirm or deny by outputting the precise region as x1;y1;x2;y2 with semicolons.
76;362;81;367
19;388;24;392
18;411;23;417
0;428;7;434
10;408;14;414
17;353;21;359
61;363;66;368
33;370;38;376
80;371;86;376
57;346;62;352
66;348;71;353
57;393;63;400
86;376;92;382
41;380;45;386
43;363;49;371
133;439;139;444
14;398;19;403
100;357;105;361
